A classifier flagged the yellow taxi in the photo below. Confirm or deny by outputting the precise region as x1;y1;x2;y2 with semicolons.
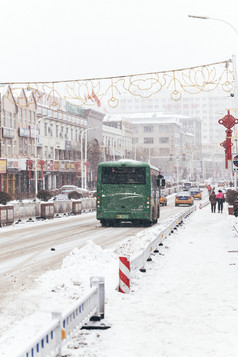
189;188;202;200
160;194;167;206
175;191;194;206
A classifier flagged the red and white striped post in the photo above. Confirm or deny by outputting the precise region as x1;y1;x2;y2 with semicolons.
119;256;130;293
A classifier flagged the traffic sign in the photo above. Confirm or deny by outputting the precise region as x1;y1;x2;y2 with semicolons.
233;155;238;171
233;155;238;167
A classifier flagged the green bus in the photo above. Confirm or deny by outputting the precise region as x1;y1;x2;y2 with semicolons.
96;159;162;227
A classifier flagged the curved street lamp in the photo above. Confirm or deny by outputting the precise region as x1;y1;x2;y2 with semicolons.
188;15;238;37
188;14;238;189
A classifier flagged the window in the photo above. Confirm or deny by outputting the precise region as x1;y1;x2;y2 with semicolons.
7;112;12;128
28;141;32;156
102;166;146;184
44;146;48;158
144;126;153;133
1;111;5;126
144;137;154;144
18;108;22;120
19;138;23;155
56;125;59;138
28;110;31;124
13;140;16;156
2;139;5;156
159;148;169;155
24;139;28;155
44;123;47;136
159;137;169;144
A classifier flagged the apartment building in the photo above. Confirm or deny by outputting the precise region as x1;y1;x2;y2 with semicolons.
124;112;201;181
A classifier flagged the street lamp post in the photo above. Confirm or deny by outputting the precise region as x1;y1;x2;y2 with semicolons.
188;14;238;189
134;140;144;160
34;118;43;197
80;127;100;190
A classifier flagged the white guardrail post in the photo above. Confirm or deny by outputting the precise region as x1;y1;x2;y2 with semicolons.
15;276;106;357
119;205;196;294
90;277;105;320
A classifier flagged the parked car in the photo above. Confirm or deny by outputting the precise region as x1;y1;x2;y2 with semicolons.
56;185;90;200
160;194;167;206
175;191;194;206
189;188;202;200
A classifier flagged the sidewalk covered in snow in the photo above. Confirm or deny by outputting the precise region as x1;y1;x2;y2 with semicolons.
66;205;238;357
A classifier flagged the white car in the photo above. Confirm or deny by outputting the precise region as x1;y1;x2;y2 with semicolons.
60;185;90;198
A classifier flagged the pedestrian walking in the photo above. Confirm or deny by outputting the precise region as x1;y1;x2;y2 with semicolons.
209;190;217;213
216;190;225;213
207;184;212;195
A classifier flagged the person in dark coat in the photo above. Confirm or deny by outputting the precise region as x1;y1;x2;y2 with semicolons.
216;190;225;213
209;190;217;213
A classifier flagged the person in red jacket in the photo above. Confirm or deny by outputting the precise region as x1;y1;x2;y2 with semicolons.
216;190;225;213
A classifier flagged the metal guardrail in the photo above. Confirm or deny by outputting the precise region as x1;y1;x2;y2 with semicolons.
16;277;105;357
119;205;196;293
199;200;210;209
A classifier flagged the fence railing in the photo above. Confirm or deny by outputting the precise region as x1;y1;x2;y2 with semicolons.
16;277;105;357
119;205;196;293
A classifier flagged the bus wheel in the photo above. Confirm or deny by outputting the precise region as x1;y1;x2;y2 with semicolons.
101;220;107;227
145;220;152;227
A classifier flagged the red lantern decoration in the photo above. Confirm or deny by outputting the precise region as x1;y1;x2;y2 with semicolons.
218;110;238;169
39;159;46;180
84;161;90;177
75;161;80;176
26;159;33;180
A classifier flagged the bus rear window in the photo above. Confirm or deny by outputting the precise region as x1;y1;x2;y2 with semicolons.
101;166;146;184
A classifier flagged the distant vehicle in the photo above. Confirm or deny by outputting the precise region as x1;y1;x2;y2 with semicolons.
175;191;194;206
183;182;192;191
96;159;162;226
58;185;90;199
189;188;202;200
160;194;167;206
217;181;225;187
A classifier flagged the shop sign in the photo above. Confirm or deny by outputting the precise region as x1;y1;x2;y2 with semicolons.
0;159;7;173
60;161;65;171
47;160;54;171
65;161;70;170
19;127;30;137
54;161;60;171
7;159;19;171
70;162;75;171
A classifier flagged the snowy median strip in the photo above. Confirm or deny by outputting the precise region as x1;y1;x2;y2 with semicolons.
119;205;196;293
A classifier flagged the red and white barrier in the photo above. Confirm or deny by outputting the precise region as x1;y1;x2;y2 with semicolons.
119;256;130;293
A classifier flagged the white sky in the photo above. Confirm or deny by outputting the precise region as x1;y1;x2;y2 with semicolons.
1;0;238;83
1;201;238;356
